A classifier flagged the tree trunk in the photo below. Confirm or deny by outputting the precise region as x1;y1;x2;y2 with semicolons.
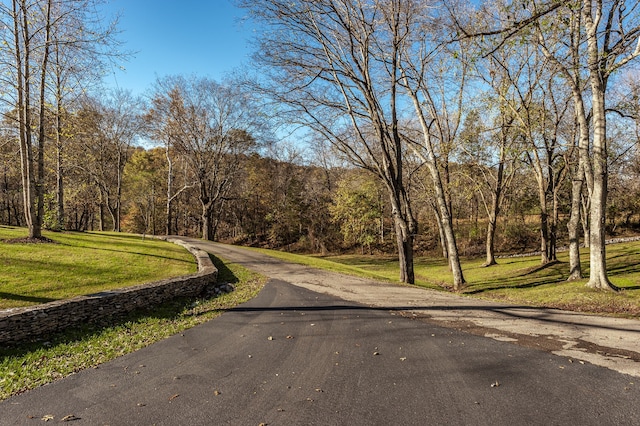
584;6;617;291
405;87;465;290
567;166;584;280
538;186;550;265
432;201;448;259
485;158;505;267
429;161;465;290
485;217;498;267
34;0;52;237
166;144;173;235
202;202;214;240
586;88;616;290
393;216;415;284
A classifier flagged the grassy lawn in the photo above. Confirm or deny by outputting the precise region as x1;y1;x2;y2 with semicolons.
0;254;266;400
1;226;638;400
250;242;640;318
0;227;196;309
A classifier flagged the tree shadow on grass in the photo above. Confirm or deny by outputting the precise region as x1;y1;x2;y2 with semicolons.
464;261;567;295
209;254;240;284
0;292;56;305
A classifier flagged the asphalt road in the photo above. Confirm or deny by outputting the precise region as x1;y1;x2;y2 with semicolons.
1;243;640;425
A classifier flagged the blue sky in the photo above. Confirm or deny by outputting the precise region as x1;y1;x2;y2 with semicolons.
100;0;253;96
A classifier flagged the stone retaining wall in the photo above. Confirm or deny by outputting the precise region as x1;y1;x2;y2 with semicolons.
0;237;218;345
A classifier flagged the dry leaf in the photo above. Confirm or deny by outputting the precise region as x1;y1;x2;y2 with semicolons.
61;414;80;422
169;394;180;401
41;414;54;422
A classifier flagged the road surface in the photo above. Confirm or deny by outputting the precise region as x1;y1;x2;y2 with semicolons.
1;241;639;425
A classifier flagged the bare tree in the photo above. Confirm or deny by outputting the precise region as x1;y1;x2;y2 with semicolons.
240;0;419;283
455;0;640;290
396;0;469;289
0;0;121;238
75;90;140;232
147;75;262;241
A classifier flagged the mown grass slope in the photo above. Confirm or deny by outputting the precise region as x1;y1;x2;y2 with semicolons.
0;227;196;309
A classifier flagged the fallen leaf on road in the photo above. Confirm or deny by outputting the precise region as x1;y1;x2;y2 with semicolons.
286;335;294;339
400;357;407;361
214;390;222;396
169;394;180;401
268;336;274;341
61;414;80;422
490;381;500;388
41;414;54;422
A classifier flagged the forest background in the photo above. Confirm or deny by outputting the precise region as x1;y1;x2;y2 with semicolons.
1;0;640;292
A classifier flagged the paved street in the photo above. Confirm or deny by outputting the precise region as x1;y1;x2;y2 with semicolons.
1;241;639;425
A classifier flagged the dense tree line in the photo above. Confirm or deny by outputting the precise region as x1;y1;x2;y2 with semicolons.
1;0;639;292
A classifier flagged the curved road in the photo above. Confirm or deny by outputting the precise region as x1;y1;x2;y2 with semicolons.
1;241;639;425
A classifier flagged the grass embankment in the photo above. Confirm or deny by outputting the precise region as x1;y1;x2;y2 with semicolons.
0;247;266;400
0;227;197;309
250;243;640;318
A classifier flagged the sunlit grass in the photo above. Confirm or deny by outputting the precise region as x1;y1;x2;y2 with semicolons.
0;227;196;309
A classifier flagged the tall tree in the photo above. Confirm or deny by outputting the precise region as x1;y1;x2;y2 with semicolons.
0;0;121;238
395;0;469;289
75;90;140;232
456;0;640;290
240;0;419;283
147;75;262;241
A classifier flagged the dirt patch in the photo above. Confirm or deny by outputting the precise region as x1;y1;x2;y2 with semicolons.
2;236;55;244
574;339;640;362
402;310;640;363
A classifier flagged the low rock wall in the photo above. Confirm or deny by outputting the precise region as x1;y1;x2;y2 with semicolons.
0;237;218;345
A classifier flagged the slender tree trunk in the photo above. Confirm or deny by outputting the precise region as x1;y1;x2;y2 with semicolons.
567;87;593;279
388;189;415;284
538;185;550;265
34;0;52;237
567;165;584;280
13;0;39;238
166;145;174;235
484;160;505;267
584;6;617;291
429;159;465;289
406;88;465;290
432;202;448;259
55;50;65;230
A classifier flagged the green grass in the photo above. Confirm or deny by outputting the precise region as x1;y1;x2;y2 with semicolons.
0;255;266;400
251;243;640;318
0;227;196;309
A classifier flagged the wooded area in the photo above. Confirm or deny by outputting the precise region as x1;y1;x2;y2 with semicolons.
1;0;639;292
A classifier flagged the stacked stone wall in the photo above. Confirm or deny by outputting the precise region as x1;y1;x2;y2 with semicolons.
0;238;217;345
